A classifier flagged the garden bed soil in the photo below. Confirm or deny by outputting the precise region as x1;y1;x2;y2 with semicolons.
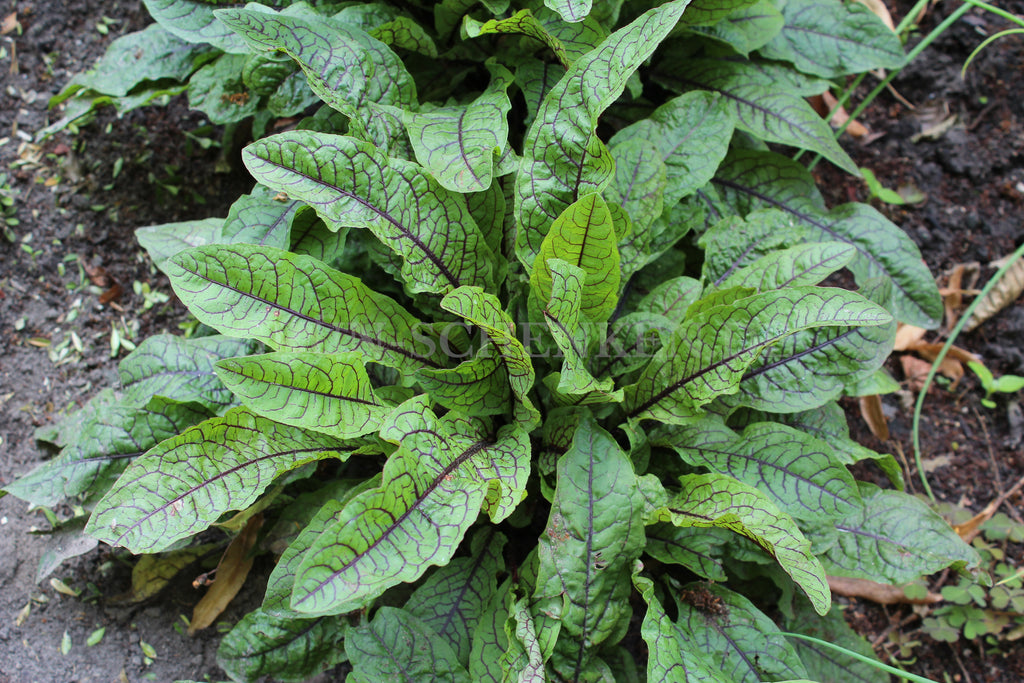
2;0;1024;681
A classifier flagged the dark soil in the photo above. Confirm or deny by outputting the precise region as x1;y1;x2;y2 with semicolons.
1;0;1023;682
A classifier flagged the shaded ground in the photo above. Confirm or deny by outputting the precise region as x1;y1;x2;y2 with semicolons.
1;0;1023;681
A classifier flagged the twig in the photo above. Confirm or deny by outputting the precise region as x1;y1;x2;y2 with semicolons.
951;645;974;683
972;405;1003;494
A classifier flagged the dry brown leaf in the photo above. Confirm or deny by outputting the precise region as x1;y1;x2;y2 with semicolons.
900;355;933;392
853;0;895;30
945;263;965;328
189;513;263;635
1;12;18;35
828;575;942;605
893;324;927;351
963;257;1024;332
821;91;869;137
98;283;123;305
955;473;1024;543
859;394;889;441
81;259;111;287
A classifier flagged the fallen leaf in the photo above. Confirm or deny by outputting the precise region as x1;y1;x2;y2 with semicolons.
52;143;71;156
821;91;869;137
1;12;18;35
189;514;263;634
828;575;942;605
80;259;111;287
859;394;889;441
963;256;1024;332
955;473;1024;543
894;324;927;351
900;355;934;392
922;453;953;473
98;283;123;305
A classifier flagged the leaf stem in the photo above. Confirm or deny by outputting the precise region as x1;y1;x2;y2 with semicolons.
912;241;1024;501
779;632;941;683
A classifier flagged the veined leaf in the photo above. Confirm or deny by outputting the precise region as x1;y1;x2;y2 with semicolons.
334;4;439;57
290;397;529;615
221;192;302;250
605;137;667;245
534;414;646;678
262;478;379;617
403;62;513;193
469;580;512;683
244;131;496;294
215;352;392;439
514;59;565;126
689;0;784;55
417;349;512;417
673;583;809;682
654;472;831;614
592;312;673;379
644;524;731;581
638;275;703;322
86;407;354;553
217;608;347;683
632;574;733;683
216;8;414;148
657;418;861;522
783;600;889;683
546;0;591;23
465;7;607;67
656;58;858;174
55;23;215;102
188;54;260;125
678;0;761;26
465;9;572;68
711;149;943;327
609;90;734;208
542;259;614;394
760;0;905;78
347;607;470;683
136;217;223;270
716;242;857;291
530;193;621;322
816;483;979;584
143;0;251;52
405;528;507;666
625;287;892;424
119;334;257;411
4;396;211;508
503;593;547;682
441;287;536;405
515;0;691;267
165;244;448;374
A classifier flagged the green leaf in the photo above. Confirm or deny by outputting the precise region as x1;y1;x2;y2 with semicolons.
541;259;614;394
502;592;548;682
347;607;470;683
165;244;448;374
545;0;591;23
604;137;667;244
783;600;889;683
515;0;691;267
815;483;980;584
119;335;257;411
711;149;943;327
243;132;496;294
403;62;513;193
759;0;905;78
290;397;529;615
632;574;732;682
335;6;441;58
217;608;347;683
656;58;858;174
143;0;250;52
466;10;569;69
216;8;415;148
638;275;703;322
215;352;392;439
654;473;831;614
468;581;512;683
405;528;507;665
678;0;761;27
657;418;861;522
242;53;296;97
625;287;892;423
644;525;731;581
187;54;260;125
441;287;536;406
534;414;646;678
4;396;212;508
221;191;302;250
609;91;735;208
135;217;223;270
86;407;354;553
715;242;857;291
418;349;512;417
54;23;214;102
673;583;809;682
689;0;784;56
514;59;565;126
592;312;673;379
530;193;621;322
